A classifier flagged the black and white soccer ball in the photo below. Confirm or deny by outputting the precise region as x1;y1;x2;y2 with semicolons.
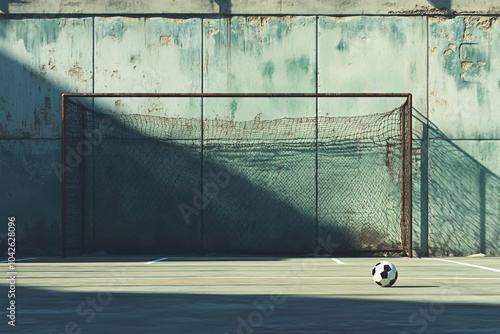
372;261;398;287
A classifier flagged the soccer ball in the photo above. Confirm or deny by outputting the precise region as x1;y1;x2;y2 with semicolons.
372;261;398;287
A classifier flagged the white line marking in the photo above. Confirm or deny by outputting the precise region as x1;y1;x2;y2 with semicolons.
331;258;345;265
427;258;500;273
19;276;500;280
146;257;168;264
0;257;39;263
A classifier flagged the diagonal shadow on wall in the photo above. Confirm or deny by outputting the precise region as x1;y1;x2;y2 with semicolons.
63;98;373;256
414;109;500;256
0;23;400;258
0;0;12;14
211;0;231;15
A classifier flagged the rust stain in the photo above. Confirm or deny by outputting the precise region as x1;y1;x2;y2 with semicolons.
111;70;119;77
68;63;84;81
448;43;457;51
207;28;220;36
388;6;452;15
332;17;352;22
434;98;449;108
115;100;122;106
443;49;452;56
49;58;57;71
429;47;438;55
464;16;497;31
61;18;83;27
160;35;173;46
247;16;270;27
130;56;137;63
461;61;474;70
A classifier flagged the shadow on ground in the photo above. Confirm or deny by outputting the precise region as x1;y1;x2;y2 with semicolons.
0;284;498;334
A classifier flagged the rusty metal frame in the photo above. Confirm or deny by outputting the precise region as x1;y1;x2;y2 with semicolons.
62;93;411;98
61;96;66;257
399;95;413;258
405;94;413;257
61;92;412;257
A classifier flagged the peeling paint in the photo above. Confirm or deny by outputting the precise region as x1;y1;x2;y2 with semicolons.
461;61;474;70
246;16;270;27
67;62;84;81
464;16;497;31
159;35;173;45
388;6;448;15
207;28;220;36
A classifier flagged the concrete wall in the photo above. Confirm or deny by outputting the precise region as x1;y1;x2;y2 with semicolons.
0;1;499;256
1;0;499;15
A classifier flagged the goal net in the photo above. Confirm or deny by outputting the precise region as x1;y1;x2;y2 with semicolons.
61;93;412;257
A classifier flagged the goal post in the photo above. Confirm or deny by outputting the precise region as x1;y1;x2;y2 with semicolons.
61;93;412;257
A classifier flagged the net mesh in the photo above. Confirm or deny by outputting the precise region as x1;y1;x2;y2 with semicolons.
63;97;411;255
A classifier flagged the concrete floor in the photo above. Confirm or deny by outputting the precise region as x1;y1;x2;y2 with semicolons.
1;256;499;333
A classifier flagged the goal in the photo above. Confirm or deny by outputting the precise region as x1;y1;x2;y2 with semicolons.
61;93;412;257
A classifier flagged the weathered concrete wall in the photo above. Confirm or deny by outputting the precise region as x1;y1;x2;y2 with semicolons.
204;16;317;120
427;16;500;255
0;0;220;15
1;0;499;15
0;18;93;255
1;7;499;256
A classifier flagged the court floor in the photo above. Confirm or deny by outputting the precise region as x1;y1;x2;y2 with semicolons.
1;256;499;333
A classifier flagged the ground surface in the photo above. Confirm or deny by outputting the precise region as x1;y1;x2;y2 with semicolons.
1;256;499;333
